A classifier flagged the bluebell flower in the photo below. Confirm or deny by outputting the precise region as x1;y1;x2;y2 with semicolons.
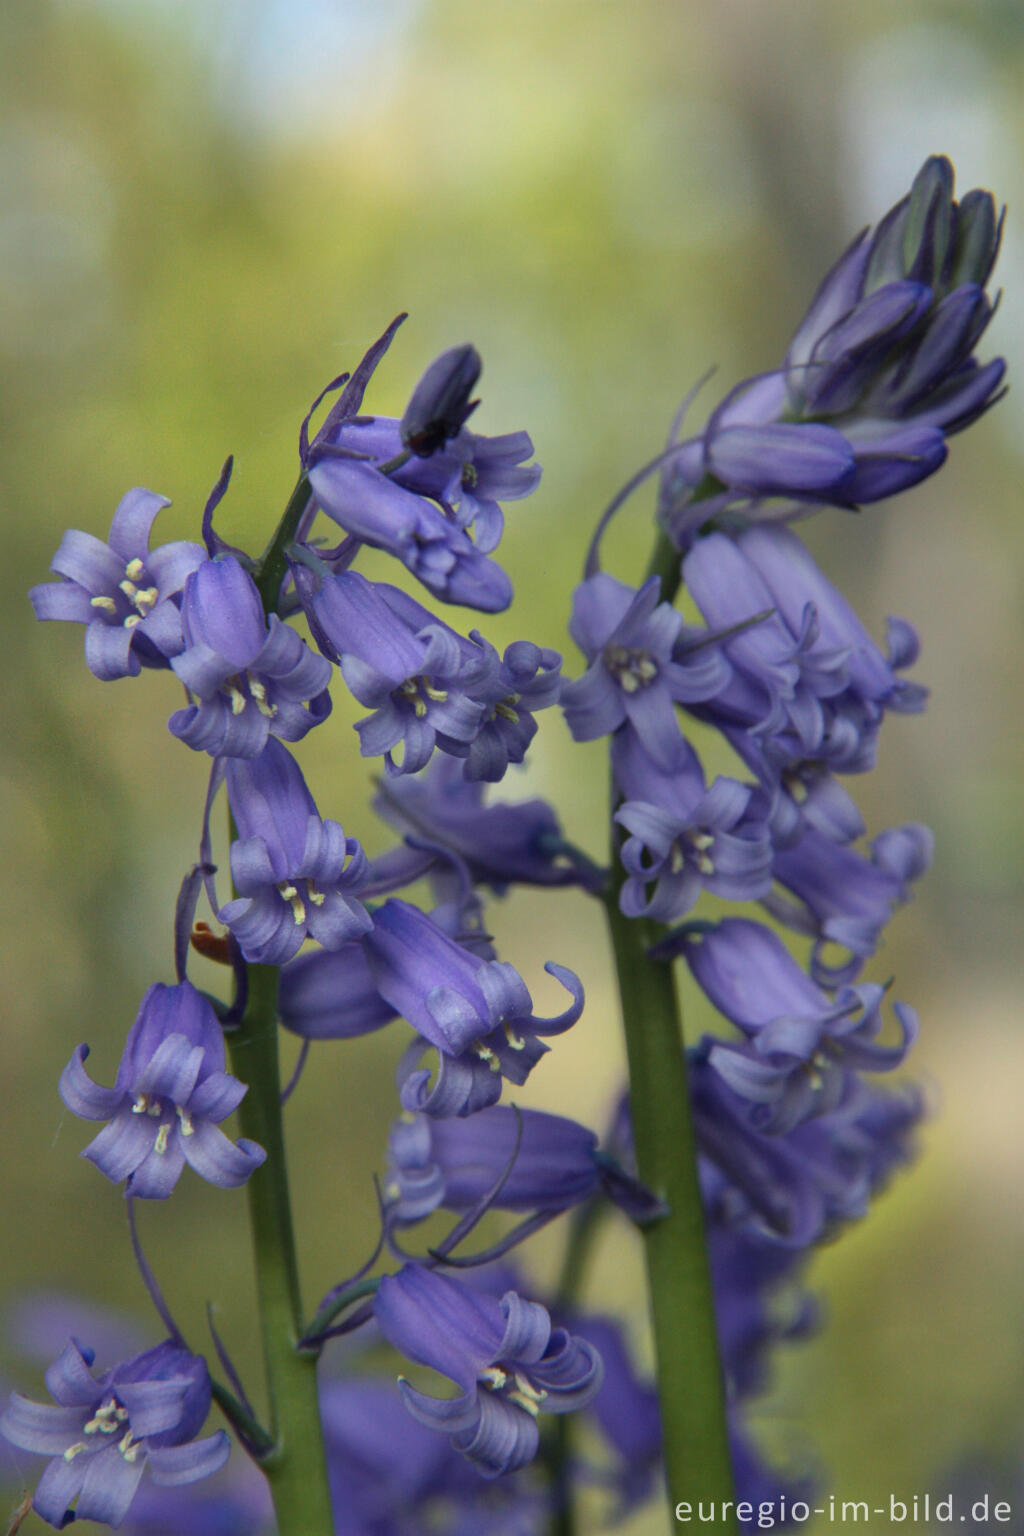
364;899;583;1117
680;919;918;1132
682;527;924;787
401;344;482;457
219;739;371;965
562;573;730;770
612;731;773;922
168;556;332;758
662;157;1005;538
321;1375;547;1536
568;1314;661;1515
310;572;560;781
279;942;396;1041
374;1265;602;1478
316;412;541;556
768;820;934;985
308;451;514;611
29;488;205;681
0;1339;229;1529
373;757;600;892
383;1106;604;1225
58;981;266;1199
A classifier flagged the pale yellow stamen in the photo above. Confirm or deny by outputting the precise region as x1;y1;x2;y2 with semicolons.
507;1390;541;1416
474;1044;502;1074
495;698;520;723
63;1442;89;1461
250;679;277;718
513;1372;547;1404
154;1123;170;1155
132;1093;151;1115
306;881;325;908
279;883;306;925
176;1106;194;1137
503;1021;526;1051
90;595;117;612
119;579;139;600
119;1431;141;1463
123;614;142;629
132;586;159;615
480;1367;507;1390
228;685;247;715
124;558;145;581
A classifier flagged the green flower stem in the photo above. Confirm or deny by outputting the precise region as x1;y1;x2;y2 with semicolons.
226;963;334;1536
600;523;735;1526
255;475;312;615
602;888;735;1524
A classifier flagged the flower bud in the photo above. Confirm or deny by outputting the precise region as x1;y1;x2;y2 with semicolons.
400;343;482;456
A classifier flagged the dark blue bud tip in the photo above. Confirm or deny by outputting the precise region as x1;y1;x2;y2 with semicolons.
401;343;483;457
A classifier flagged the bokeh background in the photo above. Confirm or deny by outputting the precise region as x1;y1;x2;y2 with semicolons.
2;1;1023;1530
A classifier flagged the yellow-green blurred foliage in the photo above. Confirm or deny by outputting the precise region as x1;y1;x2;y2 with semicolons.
2;2;1023;1530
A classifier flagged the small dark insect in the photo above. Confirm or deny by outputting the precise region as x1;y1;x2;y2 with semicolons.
5;1493;33;1536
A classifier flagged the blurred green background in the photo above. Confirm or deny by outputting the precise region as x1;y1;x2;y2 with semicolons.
2;1;1023;1530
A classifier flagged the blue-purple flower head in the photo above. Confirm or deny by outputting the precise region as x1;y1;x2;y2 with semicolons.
365;899;583;1117
681;919;918;1132
59;981;265;1199
169;556;332;758
383;1106;604;1225
309;572;560;782
662;156;1005;537
683;525;926;788
0;1338;228;1529
562;572;730;771
612;731;773;923
374;1265;602;1478
29;489;205;681
219;738;371;965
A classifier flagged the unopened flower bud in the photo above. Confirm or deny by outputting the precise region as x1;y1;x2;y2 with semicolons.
400;343;482;456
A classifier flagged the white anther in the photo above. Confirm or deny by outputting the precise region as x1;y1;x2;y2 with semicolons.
90;595;118;612
227;684;247;715
474;1044;502;1074
306;881;325;907
132;1094;151;1115
176;1106;194;1136
503;1021;526;1051
132;586;159;615
154;1123;170;1156
507;1390;541;1416
480;1367;507;1390
63;1442;88;1461
250;679;277;718
513;1371;547;1404
119;1431;141;1463
696;853;714;876
278;884;306;924
691;832;714;851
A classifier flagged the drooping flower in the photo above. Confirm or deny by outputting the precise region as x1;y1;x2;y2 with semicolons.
383;1106;604;1226
767;820;934;985
562;573;730;770
662;156;1005;541
679;919;918;1131
29;488;205;681
0;1339;229;1530
682;526;925;789
219;739;371;965
168;556;332;758
309;572;560;781
59;981;265;1199
612;731;773;922
364;899;583;1117
307;453;514;612
373;757;600;892
374;1265;602;1478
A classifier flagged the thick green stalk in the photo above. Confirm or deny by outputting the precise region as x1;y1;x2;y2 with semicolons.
603;891;735;1524
603;523;735;1524
226;964;334;1536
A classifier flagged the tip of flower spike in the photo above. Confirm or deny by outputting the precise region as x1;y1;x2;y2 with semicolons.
401;344;483;457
